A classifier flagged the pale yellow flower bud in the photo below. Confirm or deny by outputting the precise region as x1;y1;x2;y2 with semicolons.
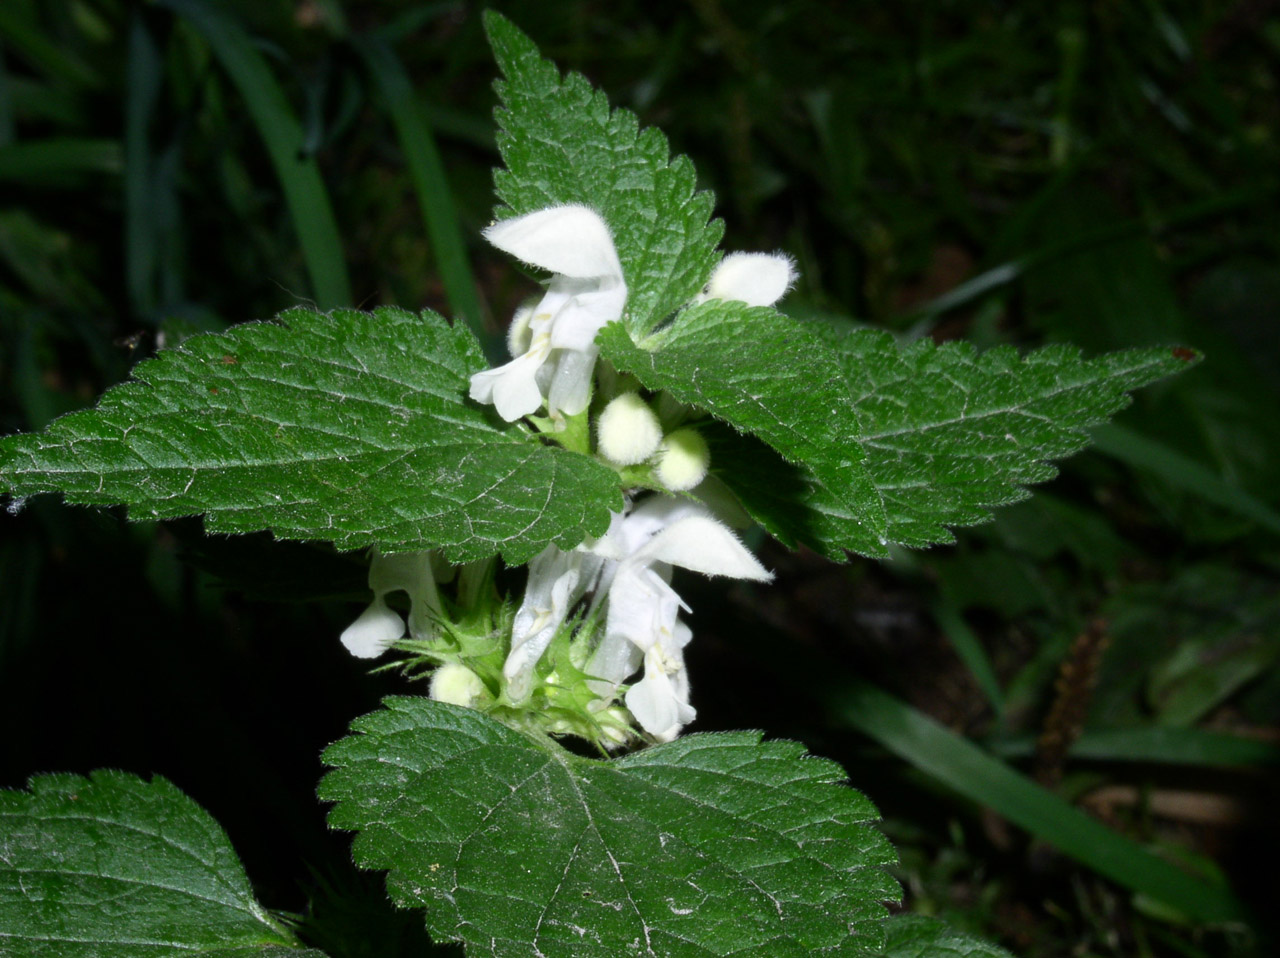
596;392;662;465
429;663;488;709
654;427;710;491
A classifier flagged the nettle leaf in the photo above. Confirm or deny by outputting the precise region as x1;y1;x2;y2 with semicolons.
598;302;890;554
878;916;1013;958
0;306;621;563
680;325;1197;559
841;336;1196;548
0;771;325;958
486;12;723;335
320;697;898;958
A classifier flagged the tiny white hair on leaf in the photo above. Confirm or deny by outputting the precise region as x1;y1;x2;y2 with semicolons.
704;251;797;308
483;205;623;279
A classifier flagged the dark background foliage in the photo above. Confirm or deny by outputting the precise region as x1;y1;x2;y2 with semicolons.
1;1;1278;955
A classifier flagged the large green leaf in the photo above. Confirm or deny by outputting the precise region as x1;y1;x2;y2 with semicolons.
0;306;621;563
320;697;898;958
598;303;890;555
708;331;1197;558
485;12;723;335
0;771;325;957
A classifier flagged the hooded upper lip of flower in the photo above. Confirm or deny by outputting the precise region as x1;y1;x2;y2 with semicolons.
470;205;627;422
697;251;797;308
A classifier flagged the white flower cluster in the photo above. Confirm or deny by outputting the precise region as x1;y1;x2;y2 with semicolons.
507;496;771;741
468;205;795;427
341;205;797;742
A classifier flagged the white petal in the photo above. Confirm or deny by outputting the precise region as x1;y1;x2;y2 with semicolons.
368;551;431;594
505;303;535;358
635;515;772;581
546;345;599;419
605;563;683;651
340;598;404;658
585;628;644;691
653;428;710;491
483;205;623;280
625;645;696;738
367;551;443;641
548;283;627;351
504;548;582;702
705;252;796;307
469;349;546;421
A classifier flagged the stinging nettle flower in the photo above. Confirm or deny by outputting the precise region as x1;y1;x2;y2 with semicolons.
470;205;627;422
699;251;797;308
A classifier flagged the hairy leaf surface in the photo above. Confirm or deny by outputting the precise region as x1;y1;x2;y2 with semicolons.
0;771;323;957
321;697;898;958
0;306;621;563
704;330;1198;557
486;12;723;335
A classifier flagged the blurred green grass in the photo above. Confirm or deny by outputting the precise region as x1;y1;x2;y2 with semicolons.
1;1;1277;955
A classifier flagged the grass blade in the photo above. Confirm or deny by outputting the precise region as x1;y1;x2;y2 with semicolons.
830;678;1250;924
0;138;121;181
0;44;14;148
0;4;98;88
987;726;1280;768
158;0;351;310
1092;423;1280;537
354;33;482;334
932;597;1005;717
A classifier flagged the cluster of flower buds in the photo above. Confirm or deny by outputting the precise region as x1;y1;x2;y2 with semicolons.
340;204;797;745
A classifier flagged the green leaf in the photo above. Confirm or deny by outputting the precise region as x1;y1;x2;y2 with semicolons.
598;303;890;555
485;12;723;335
0;307;621;563
877;915;1012;958
320;697;898;958
0;770;324;957
713;332;1197;558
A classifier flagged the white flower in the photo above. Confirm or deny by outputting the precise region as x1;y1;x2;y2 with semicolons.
338;597;404;659
586;497;771;740
626;621;695;743
339;550;443;659
502;544;602;703
470;205;627;422
699;251;796;308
